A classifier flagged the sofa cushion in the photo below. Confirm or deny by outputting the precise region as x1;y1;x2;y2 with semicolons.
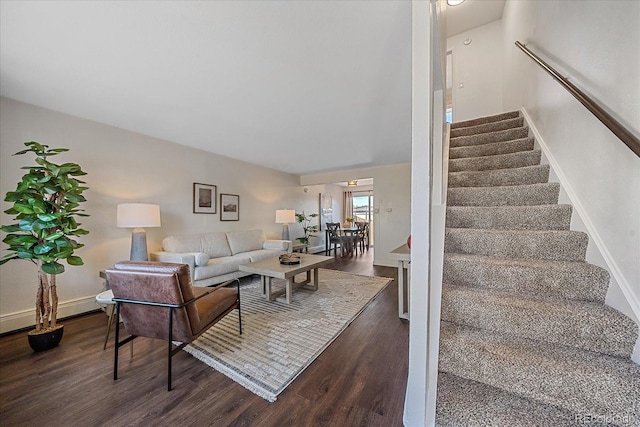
226;230;265;255
248;249;285;263
162;233;203;253
263;240;290;251
193;254;252;280
201;232;232;258
191;252;210;267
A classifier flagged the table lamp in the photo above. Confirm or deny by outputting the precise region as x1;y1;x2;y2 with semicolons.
275;209;295;240
117;203;161;261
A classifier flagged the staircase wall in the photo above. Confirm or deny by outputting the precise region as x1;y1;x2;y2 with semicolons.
523;108;640;363
500;1;640;362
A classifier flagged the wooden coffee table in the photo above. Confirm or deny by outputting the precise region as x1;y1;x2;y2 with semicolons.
239;254;333;303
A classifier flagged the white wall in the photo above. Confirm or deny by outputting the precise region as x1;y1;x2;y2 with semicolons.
501;1;640;335
300;163;411;267
446;19;503;122
0;97;308;333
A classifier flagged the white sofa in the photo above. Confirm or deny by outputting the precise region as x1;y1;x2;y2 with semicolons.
150;229;291;287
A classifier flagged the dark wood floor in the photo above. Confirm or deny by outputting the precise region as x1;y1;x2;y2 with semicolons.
0;249;409;426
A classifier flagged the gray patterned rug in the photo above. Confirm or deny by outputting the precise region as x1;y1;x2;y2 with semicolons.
183;268;391;402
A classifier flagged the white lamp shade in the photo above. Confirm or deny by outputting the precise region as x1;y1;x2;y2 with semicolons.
117;203;161;228
275;209;295;224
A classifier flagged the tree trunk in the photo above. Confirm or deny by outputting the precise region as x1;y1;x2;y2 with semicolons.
36;263;52;331
50;274;58;328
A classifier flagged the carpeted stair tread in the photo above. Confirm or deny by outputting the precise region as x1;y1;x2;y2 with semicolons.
445;228;588;261
443;253;610;303
441;284;638;358
439;322;640;427
450;111;520;129
449;137;535;159
449;149;541;172
447;182;560;207
440;111;640;425
435;372;605;427
450;127;529;148
446;204;572;230
448;164;550;188
450;116;525;138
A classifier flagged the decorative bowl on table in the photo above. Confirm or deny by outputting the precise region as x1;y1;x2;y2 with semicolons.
279;253;301;265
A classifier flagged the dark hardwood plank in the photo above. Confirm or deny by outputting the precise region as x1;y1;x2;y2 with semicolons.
0;249;408;426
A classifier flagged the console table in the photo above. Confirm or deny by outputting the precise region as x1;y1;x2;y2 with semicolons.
389;244;410;320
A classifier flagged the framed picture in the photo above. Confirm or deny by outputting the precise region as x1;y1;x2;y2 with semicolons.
319;193;333;231
220;193;239;221
193;183;217;214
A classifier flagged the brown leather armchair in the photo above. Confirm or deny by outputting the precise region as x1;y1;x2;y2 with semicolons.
105;261;242;390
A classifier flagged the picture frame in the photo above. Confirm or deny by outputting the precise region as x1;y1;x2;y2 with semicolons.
193;183;217;214
319;193;333;231
220;193;239;221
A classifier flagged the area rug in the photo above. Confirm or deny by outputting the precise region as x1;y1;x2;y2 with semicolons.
183;268;392;402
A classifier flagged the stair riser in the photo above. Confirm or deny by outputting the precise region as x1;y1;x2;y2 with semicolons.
447;183;560;207
450;117;524;138
450;137;535;159
451;111;520;129
449;150;541;172
446;205;572;230
442;286;636;358
444;229;588;261
439;323;640;427
443;255;609;303
449;165;549;188
450;127;529;148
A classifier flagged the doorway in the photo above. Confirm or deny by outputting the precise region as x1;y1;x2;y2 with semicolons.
351;191;374;247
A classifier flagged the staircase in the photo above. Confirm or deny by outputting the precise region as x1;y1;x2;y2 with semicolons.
436;111;640;426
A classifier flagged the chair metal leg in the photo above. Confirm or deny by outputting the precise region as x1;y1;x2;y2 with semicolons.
103;305;115;350
168;307;174;391
237;279;242;335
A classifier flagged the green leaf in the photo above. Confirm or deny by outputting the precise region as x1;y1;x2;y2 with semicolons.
66;256;84;266
69;228;89;236
16;249;34;259
42;262;65;275
32;220;56;231
37;213;58;222
13;203;34;214
34;242;56;255
45;231;64;241
54;247;74;259
1;224;21;232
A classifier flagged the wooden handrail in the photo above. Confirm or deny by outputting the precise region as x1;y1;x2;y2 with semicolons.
515;41;640;157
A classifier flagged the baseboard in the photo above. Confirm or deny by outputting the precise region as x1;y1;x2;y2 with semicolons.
0;296;99;334
521;108;640;324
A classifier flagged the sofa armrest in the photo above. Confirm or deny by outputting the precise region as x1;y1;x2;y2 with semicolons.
150;251;197;280
263;239;293;253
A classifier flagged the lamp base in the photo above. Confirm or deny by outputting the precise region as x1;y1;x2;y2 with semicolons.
282;224;290;241
130;228;149;261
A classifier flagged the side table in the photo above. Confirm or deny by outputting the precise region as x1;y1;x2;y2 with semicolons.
292;243;309;253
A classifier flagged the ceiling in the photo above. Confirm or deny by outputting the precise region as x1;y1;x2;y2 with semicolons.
446;0;505;38
0;1;503;177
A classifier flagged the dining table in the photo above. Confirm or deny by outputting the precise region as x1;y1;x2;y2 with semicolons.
325;226;359;256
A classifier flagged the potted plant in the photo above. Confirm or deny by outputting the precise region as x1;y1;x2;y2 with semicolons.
295;212;319;245
1;142;89;351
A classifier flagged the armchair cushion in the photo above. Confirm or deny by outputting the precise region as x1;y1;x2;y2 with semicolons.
193;287;239;330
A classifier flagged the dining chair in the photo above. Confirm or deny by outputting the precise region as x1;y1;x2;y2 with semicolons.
106;260;241;391
326;222;347;257
355;222;368;253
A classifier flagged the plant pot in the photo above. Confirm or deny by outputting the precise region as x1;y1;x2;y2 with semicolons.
28;325;64;352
